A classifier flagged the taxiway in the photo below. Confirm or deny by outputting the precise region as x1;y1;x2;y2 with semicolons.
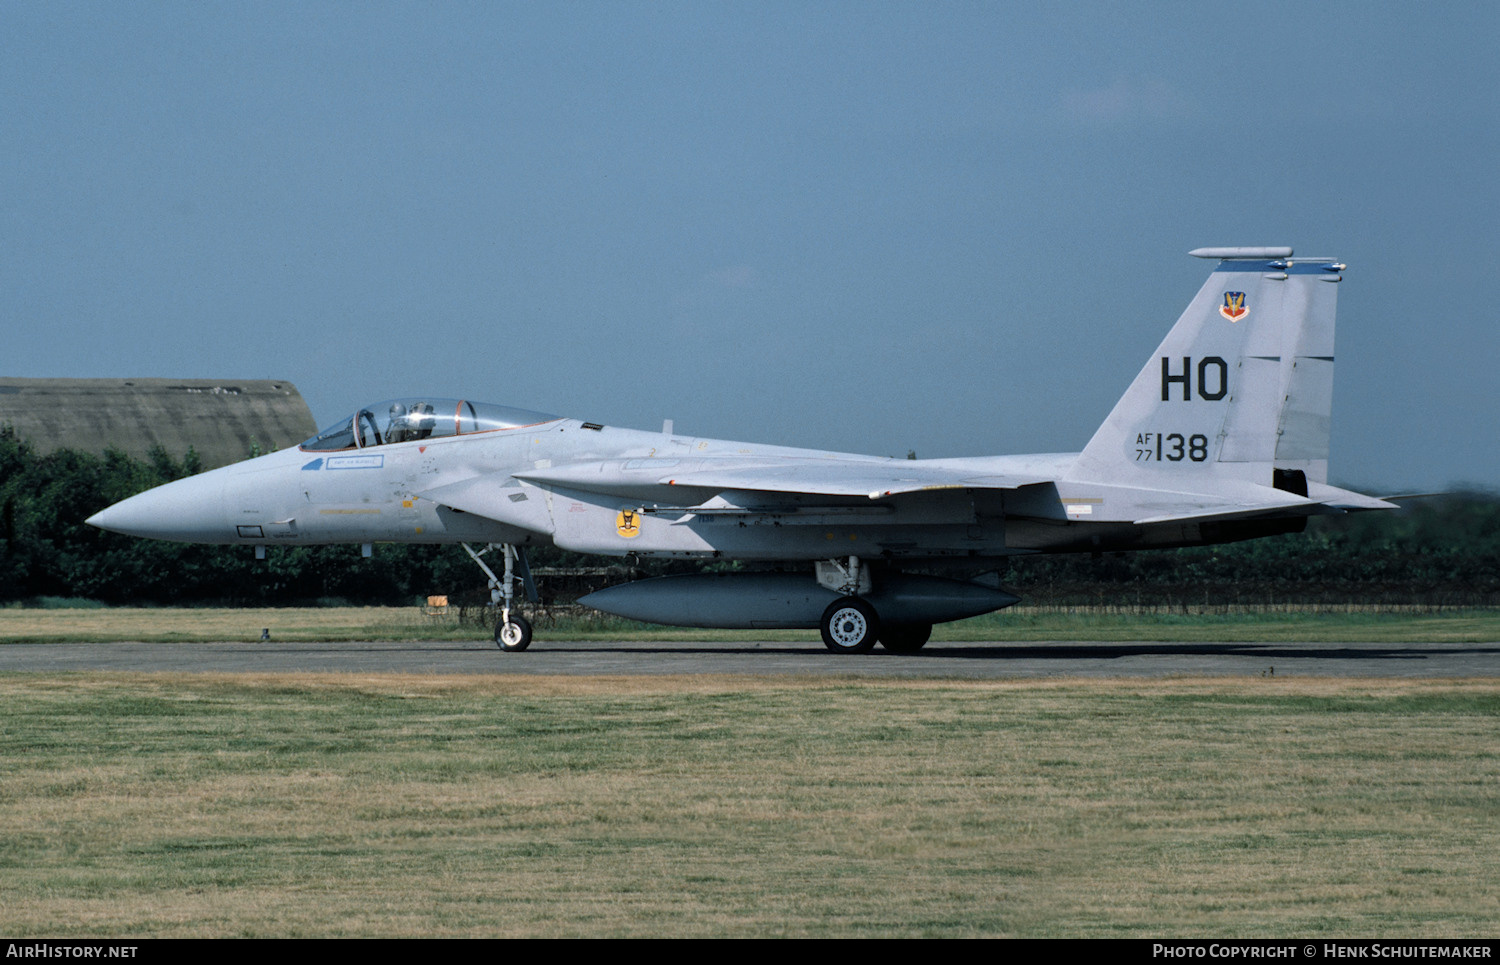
1;638;1497;677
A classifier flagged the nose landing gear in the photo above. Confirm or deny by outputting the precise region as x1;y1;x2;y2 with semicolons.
495;612;533;652
462;542;538;652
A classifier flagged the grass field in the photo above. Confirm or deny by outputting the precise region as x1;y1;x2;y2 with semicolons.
1;674;1497;937
2;604;1499;643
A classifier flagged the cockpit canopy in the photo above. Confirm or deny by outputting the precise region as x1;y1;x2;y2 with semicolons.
301;399;561;451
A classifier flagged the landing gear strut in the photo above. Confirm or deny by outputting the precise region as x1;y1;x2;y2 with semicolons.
816;557;880;653
814;556;933;653
462;542;537;652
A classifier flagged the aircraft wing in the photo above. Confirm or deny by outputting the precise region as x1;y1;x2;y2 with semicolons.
515;459;1053;500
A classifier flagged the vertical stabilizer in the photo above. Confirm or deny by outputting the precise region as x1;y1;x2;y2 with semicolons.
1067;248;1344;490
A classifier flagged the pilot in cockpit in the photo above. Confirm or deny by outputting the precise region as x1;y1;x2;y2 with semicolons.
410;402;436;440
387;402;411;444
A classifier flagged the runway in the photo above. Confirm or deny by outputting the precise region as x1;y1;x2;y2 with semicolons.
2;638;1498;677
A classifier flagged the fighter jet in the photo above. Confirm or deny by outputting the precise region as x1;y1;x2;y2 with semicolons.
88;246;1395;653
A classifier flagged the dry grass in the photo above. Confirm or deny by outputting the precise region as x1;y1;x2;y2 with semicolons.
0;674;1497;936
0;606;452;643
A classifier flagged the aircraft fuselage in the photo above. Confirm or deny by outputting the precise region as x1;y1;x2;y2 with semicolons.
87;247;1396;652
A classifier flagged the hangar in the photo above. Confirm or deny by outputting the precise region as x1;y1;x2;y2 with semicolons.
0;378;318;470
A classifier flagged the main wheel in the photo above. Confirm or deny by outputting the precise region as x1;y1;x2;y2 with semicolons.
820;597;880;654
495;613;533;652
879;622;932;653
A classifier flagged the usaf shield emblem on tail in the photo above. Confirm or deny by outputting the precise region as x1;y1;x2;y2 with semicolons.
1219;291;1248;322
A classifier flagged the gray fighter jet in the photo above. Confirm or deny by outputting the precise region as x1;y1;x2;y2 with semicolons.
88;246;1395;653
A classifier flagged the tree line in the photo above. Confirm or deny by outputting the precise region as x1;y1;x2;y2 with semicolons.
1;426;1495;607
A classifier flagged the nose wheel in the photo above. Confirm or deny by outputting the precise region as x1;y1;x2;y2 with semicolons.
495;613;533;652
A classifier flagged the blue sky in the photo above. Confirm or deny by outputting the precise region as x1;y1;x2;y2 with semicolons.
4;2;1496;492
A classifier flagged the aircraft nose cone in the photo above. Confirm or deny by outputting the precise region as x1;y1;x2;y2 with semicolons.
84;506;122;532
86;473;228;542
86;497;164;538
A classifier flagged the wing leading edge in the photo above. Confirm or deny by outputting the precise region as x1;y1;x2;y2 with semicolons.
516;459;1054;500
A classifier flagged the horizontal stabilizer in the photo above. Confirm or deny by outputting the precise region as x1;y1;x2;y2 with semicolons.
1304;481;1401;512
1133;497;1314;526
1372;491;1447;503
1131;482;1398;526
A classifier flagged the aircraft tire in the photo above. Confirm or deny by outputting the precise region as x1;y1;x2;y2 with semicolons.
879;622;932;653
820;597;880;654
495;614;533;652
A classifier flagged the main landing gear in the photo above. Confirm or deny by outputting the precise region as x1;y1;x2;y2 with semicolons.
820;596;880;653
816;557;933;655
462;542;537;652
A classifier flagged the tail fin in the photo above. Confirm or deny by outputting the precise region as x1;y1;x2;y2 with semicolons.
1068;246;1343;490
